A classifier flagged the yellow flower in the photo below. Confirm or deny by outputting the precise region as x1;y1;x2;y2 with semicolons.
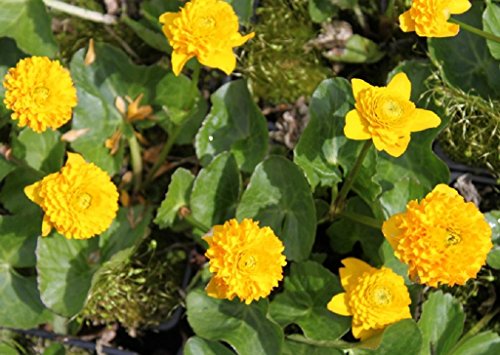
344;73;441;157
159;0;255;76
382;184;492;287
399;0;471;37
203;218;287;304
24;153;119;240
3;57;77;133
327;258;411;340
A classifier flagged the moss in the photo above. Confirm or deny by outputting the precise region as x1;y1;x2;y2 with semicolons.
81;237;186;333
427;72;500;178
242;0;330;103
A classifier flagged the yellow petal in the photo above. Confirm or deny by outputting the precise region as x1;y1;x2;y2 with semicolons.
340;258;373;290
171;51;192;76
327;293;352;316
432;184;460;198
199;49;236;75
205;276;229;299
24;181;41;204
159;12;177;25
383;134;410;157
351;78;372;98
387;72;411;101
407;109;441;132
41;215;52;237
448;0;471;15
344;110;371;140
353;325;382;341
66;152;86;166
399;10;415;32
231;32;255;47
382;214;404;250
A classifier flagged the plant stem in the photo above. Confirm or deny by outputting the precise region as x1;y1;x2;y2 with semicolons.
128;134;143;193
42;0;117;24
144;125;181;186
338;210;382;229
450;307;500;352
330;140;372;217
180;211;210;233
450;18;500;44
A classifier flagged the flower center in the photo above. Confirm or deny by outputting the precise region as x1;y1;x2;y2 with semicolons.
200;16;216;29
372;287;392;305
445;229;462;246
77;193;92;210
380;98;403;121
33;86;50;104
237;252;257;271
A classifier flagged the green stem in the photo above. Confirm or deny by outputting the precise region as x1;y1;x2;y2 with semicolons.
144;125;181;186
181;213;210;233
128;134;143;193
339;210;382;229
330;141;372;217
450;18;500;44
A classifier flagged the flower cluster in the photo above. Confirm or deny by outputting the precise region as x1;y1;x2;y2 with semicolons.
327;258;411;340
382;184;492;287
25;153;119;239
159;0;254;76
344;73;441;157
203;218;286;304
3;56;77;133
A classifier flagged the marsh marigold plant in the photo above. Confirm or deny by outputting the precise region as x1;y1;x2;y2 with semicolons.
344;72;441;157
159;0;255;76
327;258;411;340
399;0;471;37
3;56;77;133
203;218;286;304
382;184;492;287
25;153;119;239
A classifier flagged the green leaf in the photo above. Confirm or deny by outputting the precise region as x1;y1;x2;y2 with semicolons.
269;261;350;341
483;1;500;60
122;16;170;52
36;207;151;317
418;291;465;355
226;0;255;24
308;0;338;23
428;2;500;99
0;265;52;328
186;289;284;355
328;197;383;264
236;156;316;261
190;152;241;232
154;168;195;229
379;241;409;282
452;331;500;355
283;340;343;355
12;128;65;174
0;0;57;56
0;167;43;215
486;210;500;269
42;343;66;355
184;336;234;355
0;157;15;182
69;43;167;175
323;35;384;64
0;342;18;355
0;214;41;268
353;319;423;355
195;80;268;173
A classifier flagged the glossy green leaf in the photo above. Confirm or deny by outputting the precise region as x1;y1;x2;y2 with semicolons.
191;152;241;232
0;157;15;183
483;1;500;60
486;210;500;269
0;214;41;268
0;167;43;215
69;43;167;175
353;319;422;355
226;0;255;24
184;336;234;355
308;0;338;23
328;197;383;264
195;80;268;173
0;0;57;56
269;261;350;341
323;35;384;64
452;331;500;355
428;2;500;99
36;207;151;317
186;289;283;355
236;156;316;261
418;291;465;355
283;340;343;355
12;128;65;174
154;168;195;229
379;241;409;282
122;15;170;53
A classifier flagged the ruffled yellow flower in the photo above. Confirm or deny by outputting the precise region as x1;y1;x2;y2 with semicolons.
24;153;119;240
327;258;411;340
3;57;77;133
159;0;255;76
344;73;441;157
203;218;286;304
383;184;492;287
399;0;471;38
